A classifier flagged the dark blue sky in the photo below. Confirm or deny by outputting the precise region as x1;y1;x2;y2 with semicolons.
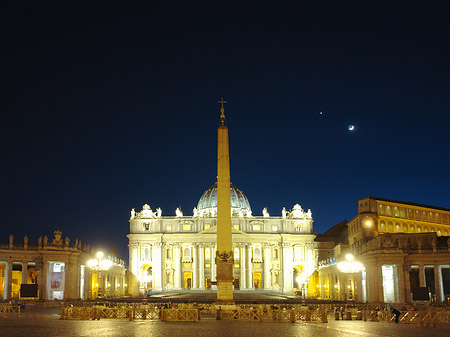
3;1;450;259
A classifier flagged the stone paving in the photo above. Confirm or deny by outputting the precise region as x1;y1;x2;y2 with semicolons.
1;307;449;337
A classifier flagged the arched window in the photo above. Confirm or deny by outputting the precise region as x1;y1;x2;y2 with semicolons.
410;224;415;233
205;247;211;260
380;221;386;231
388;222;394;232
386;206;392;216
183;246;191;260
395;223;401;232
394;207;399;217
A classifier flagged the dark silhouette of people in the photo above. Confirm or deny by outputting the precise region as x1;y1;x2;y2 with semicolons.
390;307;401;323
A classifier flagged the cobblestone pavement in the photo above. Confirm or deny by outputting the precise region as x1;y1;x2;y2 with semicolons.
1;308;449;337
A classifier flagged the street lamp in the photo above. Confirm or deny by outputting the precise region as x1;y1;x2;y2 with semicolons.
337;254;363;301
87;251;113;298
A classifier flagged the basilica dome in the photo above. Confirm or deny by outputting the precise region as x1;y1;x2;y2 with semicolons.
197;183;252;217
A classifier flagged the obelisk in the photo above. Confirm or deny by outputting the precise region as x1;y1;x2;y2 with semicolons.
215;98;234;305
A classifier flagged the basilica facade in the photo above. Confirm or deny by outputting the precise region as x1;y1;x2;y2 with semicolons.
127;183;316;296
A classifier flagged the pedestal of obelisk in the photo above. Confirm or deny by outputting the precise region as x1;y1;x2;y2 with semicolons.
215;99;235;305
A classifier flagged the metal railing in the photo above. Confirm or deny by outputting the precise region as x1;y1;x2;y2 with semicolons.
219;309;327;322
362;310;450;325
0;305;21;318
161;309;199;322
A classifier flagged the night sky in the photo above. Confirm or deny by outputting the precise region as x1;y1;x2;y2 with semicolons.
3;1;450;260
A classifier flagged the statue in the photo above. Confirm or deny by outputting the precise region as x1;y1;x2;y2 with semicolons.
282;207;287;218
238;209;244;218
131;208;135;218
43;236;48;245
78;240;82;249
156;207;162;217
193;207;198;217
24;236;28;245
65;237;70;246
142;204;154;218
306;209;312;218
246;210;252;217
9;235;13;244
38;236;42;246
291;204;304;218
263;207;269;217
176;207;183;217
74;238;78;248
53;230;63;245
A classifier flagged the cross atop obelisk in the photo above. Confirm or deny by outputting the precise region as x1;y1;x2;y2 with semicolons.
215;98;234;305
217;97;227;125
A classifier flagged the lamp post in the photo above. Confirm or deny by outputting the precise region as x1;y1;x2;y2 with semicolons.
337;253;363;301
87;251;113;298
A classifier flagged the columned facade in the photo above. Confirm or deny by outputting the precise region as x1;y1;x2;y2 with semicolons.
127;191;316;295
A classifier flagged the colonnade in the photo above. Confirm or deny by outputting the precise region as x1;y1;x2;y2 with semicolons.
131;241;315;293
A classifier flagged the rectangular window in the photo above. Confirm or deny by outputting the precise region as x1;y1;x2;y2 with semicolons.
424;266;436;295
382;264;399;303
204;224;211;230
80;265;85;300
441;267;450;299
47;261;66;300
272;225;278;231
183;224;191;231
166;225;172;231
252;225;261;231
233;224;239;230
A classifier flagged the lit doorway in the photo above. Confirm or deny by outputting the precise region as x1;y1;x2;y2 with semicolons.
184;272;192;289
253;272;262;289
141;264;152;292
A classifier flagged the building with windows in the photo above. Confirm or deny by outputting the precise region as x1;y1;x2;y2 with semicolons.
0;230;90;300
0;230;127;300
127;183;316;296
317;197;450;304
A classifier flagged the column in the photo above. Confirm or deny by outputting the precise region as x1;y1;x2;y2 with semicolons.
153;243;163;290
418;263;425;287
397;263;405;303
211;244;216;283
174;244;181;289
22;262;27;285
434;265;442;303
404;264;412;303
366;262;377;302
246;245;253;289
129;242;140;296
7;260;12;299
282;243;292;292
199;244;205;289
376;263;383;302
192;244;198;289
240;243;246;289
263;244;271;289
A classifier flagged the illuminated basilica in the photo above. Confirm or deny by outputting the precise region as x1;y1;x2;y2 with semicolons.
127;183;316;295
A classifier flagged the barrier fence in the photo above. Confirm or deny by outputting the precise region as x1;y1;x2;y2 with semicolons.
362;310;450;325
0;305;21;318
219;309;328;323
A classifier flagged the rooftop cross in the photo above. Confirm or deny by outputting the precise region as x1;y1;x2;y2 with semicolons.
217;97;228;125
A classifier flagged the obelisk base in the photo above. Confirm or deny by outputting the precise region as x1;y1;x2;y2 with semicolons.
215;261;235;305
